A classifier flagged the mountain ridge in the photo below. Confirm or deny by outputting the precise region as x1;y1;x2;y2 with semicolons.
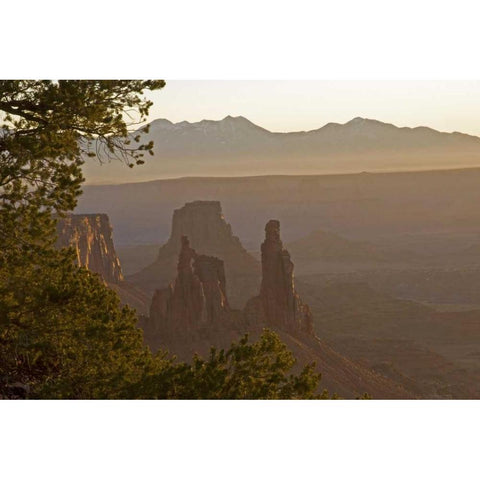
147;115;480;138
82;116;480;184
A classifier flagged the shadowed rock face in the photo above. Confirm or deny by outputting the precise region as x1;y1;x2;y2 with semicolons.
245;220;314;335
148;236;231;337
56;214;123;283
194;253;230;320
170;201;240;253
128;200;260;308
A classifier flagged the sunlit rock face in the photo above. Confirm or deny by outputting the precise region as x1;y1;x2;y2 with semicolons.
245;220;314;336
56;214;123;283
148;236;231;337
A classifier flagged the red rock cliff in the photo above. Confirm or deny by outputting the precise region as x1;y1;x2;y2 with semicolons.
56;214;124;284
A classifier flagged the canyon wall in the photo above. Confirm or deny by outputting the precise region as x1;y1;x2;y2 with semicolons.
56;214;123;283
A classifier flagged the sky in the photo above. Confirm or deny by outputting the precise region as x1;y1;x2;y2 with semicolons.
145;81;480;136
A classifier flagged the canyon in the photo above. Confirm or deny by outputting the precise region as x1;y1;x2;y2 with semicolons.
66;182;480;398
56;207;414;397
141;216;411;399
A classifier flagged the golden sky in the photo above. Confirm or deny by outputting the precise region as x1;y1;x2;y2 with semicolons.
146;80;480;136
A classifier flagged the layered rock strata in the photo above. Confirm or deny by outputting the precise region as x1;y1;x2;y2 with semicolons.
56;214;123;283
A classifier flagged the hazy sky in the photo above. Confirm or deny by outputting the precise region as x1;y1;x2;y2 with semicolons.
146;81;480;136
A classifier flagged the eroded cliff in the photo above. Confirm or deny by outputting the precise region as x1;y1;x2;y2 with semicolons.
56;214;123;283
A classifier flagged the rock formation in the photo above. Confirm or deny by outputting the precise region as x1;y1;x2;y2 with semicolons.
142;219;415;398
56;214;123;283
147;236;232;338
128;201;260;308
147;219;314;339
245;220;314;335
148;219;314;341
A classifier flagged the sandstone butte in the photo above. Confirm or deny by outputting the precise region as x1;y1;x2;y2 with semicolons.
127;201;261;309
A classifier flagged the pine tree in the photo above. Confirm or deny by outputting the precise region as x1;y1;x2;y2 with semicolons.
0;81;165;397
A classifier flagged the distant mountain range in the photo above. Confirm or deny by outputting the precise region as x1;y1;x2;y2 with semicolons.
82;116;480;184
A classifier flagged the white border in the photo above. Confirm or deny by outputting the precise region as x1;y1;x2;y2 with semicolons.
2;400;479;479
2;0;480;79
